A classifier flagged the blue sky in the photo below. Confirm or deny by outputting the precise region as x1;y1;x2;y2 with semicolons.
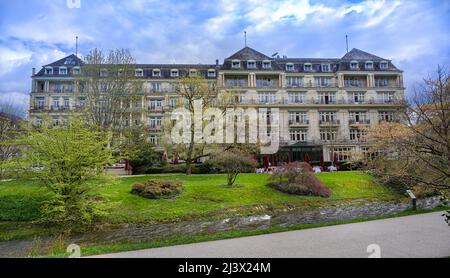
1;0;449;113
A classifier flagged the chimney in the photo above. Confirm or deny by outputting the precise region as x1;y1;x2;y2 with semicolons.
216;59;219;66
32;68;36;75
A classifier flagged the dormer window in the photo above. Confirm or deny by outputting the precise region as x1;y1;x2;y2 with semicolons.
207;69;216;78
189;69;197;76
73;67;81;75
171;69;179;77
45;67;53;75
285;63;294;71
262;60;271;69
135;69;144;77
247;60;256;69
59;67;67;75
365;61;373;70
231;60;240;69
303;63;312;71
350;61;359;70
152;69;161;77
321;64;331;72
380;61;388;70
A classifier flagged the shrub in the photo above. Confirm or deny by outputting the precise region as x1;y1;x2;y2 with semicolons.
269;162;331;197
131;180;183;199
207;152;257;186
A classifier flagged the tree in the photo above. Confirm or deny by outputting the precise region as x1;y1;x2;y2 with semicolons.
0;101;23;179
167;76;218;175
366;66;449;223
16;117;113;229
208;151;256;186
77;48;144;146
120;125;163;174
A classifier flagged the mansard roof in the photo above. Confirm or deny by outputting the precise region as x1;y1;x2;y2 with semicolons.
225;46;272;61
341;48;385;61
45;54;84;67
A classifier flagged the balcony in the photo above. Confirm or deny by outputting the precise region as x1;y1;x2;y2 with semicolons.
225;80;247;88
148;106;164;112
319;119;340;126
349;119;370;125
285;82;304;88
289;120;309;126
344;80;367;88
256;80;277;89
317;98;336;104
149;125;162;131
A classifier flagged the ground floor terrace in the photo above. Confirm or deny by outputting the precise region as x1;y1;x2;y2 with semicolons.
257;143;370;167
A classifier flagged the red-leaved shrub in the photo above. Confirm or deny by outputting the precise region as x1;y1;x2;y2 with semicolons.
269;162;331;197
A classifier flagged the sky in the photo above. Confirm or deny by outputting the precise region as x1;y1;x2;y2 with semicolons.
0;0;449;114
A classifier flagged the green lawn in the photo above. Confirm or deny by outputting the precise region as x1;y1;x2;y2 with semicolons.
0;171;400;228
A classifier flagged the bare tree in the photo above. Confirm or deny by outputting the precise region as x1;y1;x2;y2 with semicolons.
367;66;449;195
77;48;143;145
0;101;24;179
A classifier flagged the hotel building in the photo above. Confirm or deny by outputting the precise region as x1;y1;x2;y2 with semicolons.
29;47;404;163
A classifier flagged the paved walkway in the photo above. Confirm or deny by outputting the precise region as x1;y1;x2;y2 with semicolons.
91;212;450;258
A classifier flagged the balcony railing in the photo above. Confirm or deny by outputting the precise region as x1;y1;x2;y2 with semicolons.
344;80;367;87
289;120;309;125
349;119;370;125
319;119;340;125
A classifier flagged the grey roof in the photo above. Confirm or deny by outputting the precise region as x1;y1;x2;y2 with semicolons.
341;48;385;61
45;54;84;67
34;48;401;78
225;47;272;60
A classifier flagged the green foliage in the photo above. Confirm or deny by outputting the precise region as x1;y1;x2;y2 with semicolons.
15;118;113;229
0;172;398;227
207;152;257;186
119;126;163;174
131;180;183;199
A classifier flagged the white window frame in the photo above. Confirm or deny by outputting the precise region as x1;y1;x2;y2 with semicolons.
379;111;395;122
350;128;368;142
45;67;53;75
285;63;294;71
365;61;373;70
321;64;331;72
262;60;271;69
349;111;368;123
350;60;359;70
320;129;337;142
152;69;161;77
207;70;216;78
59;67;67;75
135;69;144;77
303;63;312;71
379;61;388;70
318;92;336;104
351;92;365;103
290;128;308;142
319;111;337;122
231;60;241;69
247;60;256;69
286;76;303;87
258;92;277;104
289;111;308;123
170;69;179;77
288;92;305;103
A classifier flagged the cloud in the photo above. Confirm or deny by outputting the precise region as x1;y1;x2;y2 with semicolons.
0;0;449;115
